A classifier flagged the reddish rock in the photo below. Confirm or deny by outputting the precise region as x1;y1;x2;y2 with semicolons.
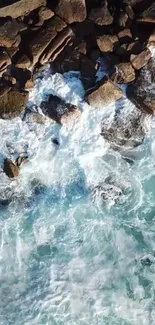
97;35;119;53
130;48;151;70
0;0;46;18
0;19;20;48
3;158;19;179
89;1;113;26
28;16;66;66
111;62;135;84
55;0;87;24
86;78;123;108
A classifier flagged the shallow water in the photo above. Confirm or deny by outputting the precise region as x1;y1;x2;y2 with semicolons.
0;68;155;325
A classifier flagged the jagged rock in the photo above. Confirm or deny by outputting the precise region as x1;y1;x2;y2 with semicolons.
38;6;54;21
88;1;113;26
0;88;28;118
111;62;135;84
118;11;130;27
0;50;11;76
0;0;46;18
97;35;119;53
40;94;81;125
0;19;20;48
6;65;32;89
28;16;66;66
16;155;28;167
130;48;151;70
55;0;87;24
3;158;19;179
86;78;123;108
127;57;155;113
40;26;73;64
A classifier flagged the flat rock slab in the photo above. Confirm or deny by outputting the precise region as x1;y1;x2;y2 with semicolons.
0;0;46;18
86;78;123;108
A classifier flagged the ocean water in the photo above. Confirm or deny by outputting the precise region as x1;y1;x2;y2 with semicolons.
0;66;155;325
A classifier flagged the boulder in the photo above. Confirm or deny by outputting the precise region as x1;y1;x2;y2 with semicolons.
3;158;19;179
130;48;151;70
0;50;11;76
127;57;155;113
0;19;20;48
14;54;31;69
0;88;29;118
0;0;46;18
38;6;54;21
40;94;81;125
55;0;87;24
88;1;113;26
86;78;123;108
28;16;66;66
97;35;119;53
6;65;32;89
111;62;135;84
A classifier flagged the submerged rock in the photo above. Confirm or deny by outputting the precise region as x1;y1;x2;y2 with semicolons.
3;158;19;179
86;77;123;108
93;181;122;205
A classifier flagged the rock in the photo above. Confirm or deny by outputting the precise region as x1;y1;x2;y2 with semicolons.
86;78;123;108
6;65;32;89
55;0;87;24
80;56;97;77
88;1;113;26
127;57;155;113
127;41;143;55
0;88;29;119
3;158;19;179
16;155;28;167
97;35;119;53
75;41;87;55
118;29;132;43
101;100;146;148
0;0;46;18
2;75;16;85
118;11;130;27
28;16;66;66
111;62;135;84
89;49;100;62
0;49;11;76
130;48;151;70
38;6;54;21
40;94;81;125
125;5;134;19
40;26;73;64
93;182;122;205
0;19;20;48
14;54;31;69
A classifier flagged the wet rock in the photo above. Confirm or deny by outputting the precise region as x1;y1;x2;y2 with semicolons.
93;182;122;205
111;62;135;84
52;138;59;146
130;48;151;70
127;57;155;113
6;65;32;89
14;54;31;69
0;0;46;18
141;256;154;266
127;41;143;55
0;18;20;48
101;101;146;148
3;158;19;179
86;78;123;108
28;16;66;66
23;110;48;124
16;155;28;167
41;95;81;125
97;34;119;53
55;0;87;24
0;88;28;119
88;1;113;26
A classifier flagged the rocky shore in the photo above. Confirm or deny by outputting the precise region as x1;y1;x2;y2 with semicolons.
1;0;155;177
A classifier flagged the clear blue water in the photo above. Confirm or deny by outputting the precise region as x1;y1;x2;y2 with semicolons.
0;69;155;325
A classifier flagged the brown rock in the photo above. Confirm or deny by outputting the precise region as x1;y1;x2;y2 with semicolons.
29;16;66;66
118;11;130;27
127;41;142;55
2;75;16;85
38;6;54;21
0;88;29;119
3;158;19;179
75;41;87;55
130;48;151;70
111;62;135;84
89;1;113;26
0;19;20;48
86;78;123;108
118;29;132;43
40;26;73;64
55;0;87;24
0;0;46;18
15;54;31;69
97;35;119;53
125;5;134;19
6;65;32;89
0;50;11;76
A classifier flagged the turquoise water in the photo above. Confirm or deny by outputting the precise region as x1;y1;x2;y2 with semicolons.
0;69;155;325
